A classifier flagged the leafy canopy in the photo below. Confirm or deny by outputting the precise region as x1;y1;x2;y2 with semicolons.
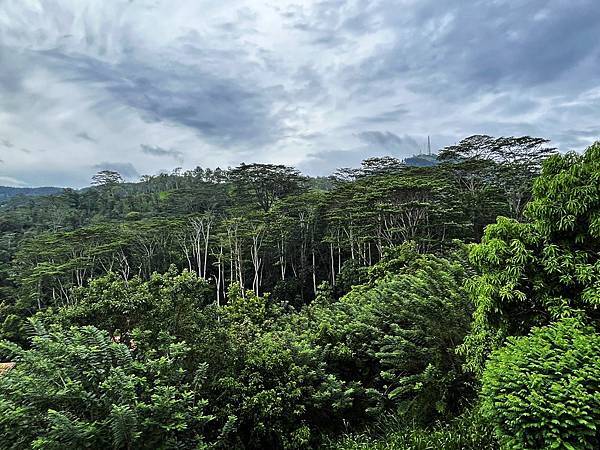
463;142;600;372
482;319;600;450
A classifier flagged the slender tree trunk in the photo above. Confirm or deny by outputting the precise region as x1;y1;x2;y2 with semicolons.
330;242;336;286
312;248;317;296
279;236;286;280
251;234;262;296
202;221;212;279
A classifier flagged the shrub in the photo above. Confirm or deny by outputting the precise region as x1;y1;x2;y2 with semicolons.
335;259;368;297
57;267;214;344
481;319;600;449
0;324;212;449
330;408;497;450
287;249;474;425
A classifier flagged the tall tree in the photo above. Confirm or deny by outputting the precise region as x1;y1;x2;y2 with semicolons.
439;135;556;219
91;170;124;186
229;163;306;212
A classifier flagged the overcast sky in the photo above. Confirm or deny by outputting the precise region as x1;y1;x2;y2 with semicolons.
1;0;599;187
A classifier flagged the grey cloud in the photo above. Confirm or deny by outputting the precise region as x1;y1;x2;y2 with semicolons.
37;50;283;146
482;96;540;118
280;1;358;48
299;132;430;176
299;146;407;177
356;131;420;152
346;0;600;97
563;128;600;139
280;1;370;33
298;149;370;176
92;162;139;180
292;65;327;102
0;1;599;187
551;128;600;150
76;132;97;142
0;176;26;186
140;144;184;163
354;106;410;125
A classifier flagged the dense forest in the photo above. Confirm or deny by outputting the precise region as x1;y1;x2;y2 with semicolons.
0;134;599;449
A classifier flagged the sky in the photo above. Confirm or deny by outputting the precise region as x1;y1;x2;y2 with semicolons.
1;0;599;187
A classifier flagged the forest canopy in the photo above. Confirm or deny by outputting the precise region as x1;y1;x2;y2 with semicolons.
1;135;599;449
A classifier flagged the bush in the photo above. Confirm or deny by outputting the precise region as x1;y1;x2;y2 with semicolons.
199;249;475;447
481;319;600;450
330;409;497;450
335;259;368;297
57;267;214;344
0;324;212;449
286;249;474;426
3;250;475;448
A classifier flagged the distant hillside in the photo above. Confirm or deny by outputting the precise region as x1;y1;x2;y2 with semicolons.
404;153;438;167
0;186;63;202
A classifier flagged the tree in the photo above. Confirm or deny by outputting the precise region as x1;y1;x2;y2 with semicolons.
272;190;327;298
91;170;124;186
439;135;557;219
462;143;600;372
1;133;577;447
334;157;406;180
277;244;473;425
229;163;306;212
188;213;216;279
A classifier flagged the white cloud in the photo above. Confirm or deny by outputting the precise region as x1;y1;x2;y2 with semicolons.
0;0;599;187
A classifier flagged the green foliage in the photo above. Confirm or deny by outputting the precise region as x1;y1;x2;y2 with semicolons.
28;246;472;448
481;319;600;450
271;277;303;308
463;143;600;372
335;259;368;296
0;137;565;448
198;318;345;448
0;324;212;449
284;248;475;427
439;134;556;220
330;409;497;450
55;266;213;343
191;248;474;448
228;163;306;212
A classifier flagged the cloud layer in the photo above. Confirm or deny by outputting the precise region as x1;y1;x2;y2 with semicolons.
0;0;599;187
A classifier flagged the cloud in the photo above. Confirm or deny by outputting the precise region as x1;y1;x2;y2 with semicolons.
0;176;27;186
344;0;600;96
356;131;420;152
298;131;438;176
76;132;97;142
140;144;184;163
92;162;139;180
36;49;284;147
354;106;409;125
0;0;599;187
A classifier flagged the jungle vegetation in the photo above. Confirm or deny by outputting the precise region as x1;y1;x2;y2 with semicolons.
1;135;598;449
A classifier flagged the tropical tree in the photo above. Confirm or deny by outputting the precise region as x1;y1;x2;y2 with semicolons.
462;143;600;372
